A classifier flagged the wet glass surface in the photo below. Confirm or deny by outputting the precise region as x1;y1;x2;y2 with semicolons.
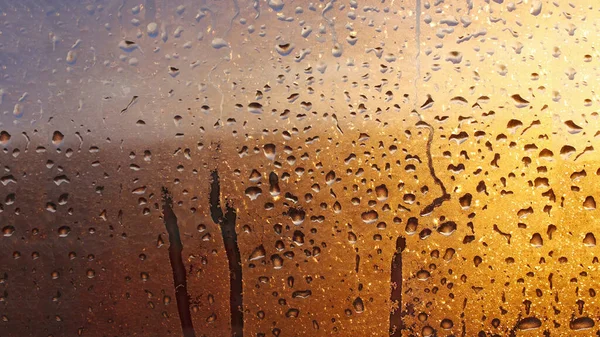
1;0;600;336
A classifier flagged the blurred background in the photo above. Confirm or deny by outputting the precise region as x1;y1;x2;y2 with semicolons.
1;0;600;336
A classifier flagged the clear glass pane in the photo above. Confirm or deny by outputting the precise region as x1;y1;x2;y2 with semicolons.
1;0;598;336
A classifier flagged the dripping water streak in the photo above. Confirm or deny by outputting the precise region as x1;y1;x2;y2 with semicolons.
209;170;224;223
120;95;138;114
414;0;421;109
389;237;406;336
207;0;239;119
161;188;196;337
207;60;226;121
322;0;341;54
224;0;240;38
253;0;260;19
412;0;449;216
419;120;451;216
210;171;244;336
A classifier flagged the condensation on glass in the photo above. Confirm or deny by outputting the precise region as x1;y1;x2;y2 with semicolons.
0;0;598;336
